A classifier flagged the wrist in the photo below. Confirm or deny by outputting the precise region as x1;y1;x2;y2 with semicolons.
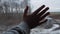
24;21;34;29
22;21;31;28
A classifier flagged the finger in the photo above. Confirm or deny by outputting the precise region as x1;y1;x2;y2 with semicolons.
32;5;45;15
23;6;28;17
38;7;49;16
40;12;50;20
38;19;47;25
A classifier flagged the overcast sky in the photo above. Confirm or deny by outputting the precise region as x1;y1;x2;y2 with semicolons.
30;0;60;12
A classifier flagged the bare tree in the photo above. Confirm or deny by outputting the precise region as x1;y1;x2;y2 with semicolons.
0;6;3;13
2;2;10;16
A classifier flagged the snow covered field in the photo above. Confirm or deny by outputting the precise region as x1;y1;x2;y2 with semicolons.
0;19;60;34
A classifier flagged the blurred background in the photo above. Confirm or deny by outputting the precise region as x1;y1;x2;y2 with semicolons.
0;0;60;34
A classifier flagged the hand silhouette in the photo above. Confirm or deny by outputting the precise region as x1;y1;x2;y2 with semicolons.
23;5;50;29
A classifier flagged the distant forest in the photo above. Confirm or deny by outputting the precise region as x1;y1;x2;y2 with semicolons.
0;0;29;14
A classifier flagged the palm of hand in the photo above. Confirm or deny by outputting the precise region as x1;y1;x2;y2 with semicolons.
23;5;50;29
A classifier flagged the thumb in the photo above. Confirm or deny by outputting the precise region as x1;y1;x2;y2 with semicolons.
23;6;29;17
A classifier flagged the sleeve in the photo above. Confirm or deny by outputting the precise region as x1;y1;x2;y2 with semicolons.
3;21;30;34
